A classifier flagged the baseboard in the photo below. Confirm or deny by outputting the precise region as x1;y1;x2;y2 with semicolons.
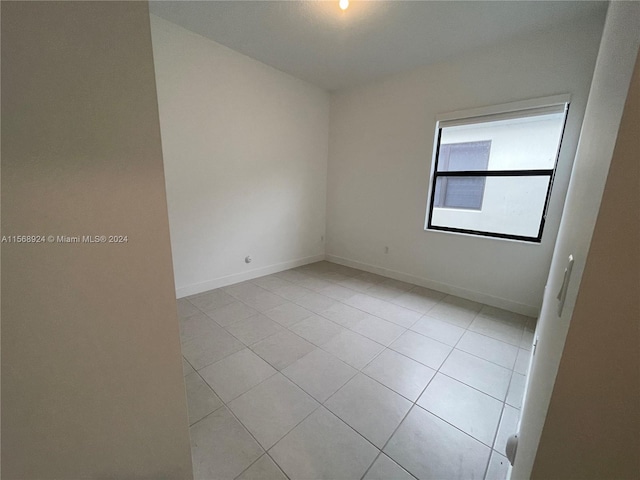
325;254;539;317
176;253;326;298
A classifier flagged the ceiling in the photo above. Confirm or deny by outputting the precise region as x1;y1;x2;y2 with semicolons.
149;1;608;91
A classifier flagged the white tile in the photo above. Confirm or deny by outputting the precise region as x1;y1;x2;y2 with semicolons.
318;283;359;302
364;454;414;480
417;374;502;446
520;329;535;350
365;280;412;302
384;407;490;480
270;407;378;480
274;269;311;283
190;407;263;480
373;302;423;329
254;275;313;301
506;372;526;409
469;316;524;346
479;305;530;328
225;282;287;311
205;301;258;327
250;330;316;370
188;289;235;312
389;330;452;370
185;372;223;425
179;312;219;345
263;302;313;328
228;373;318;449
181;323;245;370
289;314;345;346
325;374;411;448
338;276;380;292
177;298;200;318
283;349;357;402
494;405;520;455
237;455;287;480
440;350;511;400
486;451;510;480
318;302;369;328
225;314;283;346
410;315;465;346
352;315;406;346
514;348;531;375
363;349;436;401
199;349;276;402
427;295;482;328
294;292;337;313
392;286;445;314
345;293;392;315
251;274;291;291
182;357;195;376
322;330;385;370
297;275;334;292
457;331;519;369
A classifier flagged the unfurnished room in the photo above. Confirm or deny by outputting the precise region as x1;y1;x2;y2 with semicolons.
1;1;639;480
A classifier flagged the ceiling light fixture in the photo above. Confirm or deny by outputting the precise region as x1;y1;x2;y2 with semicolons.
339;0;349;11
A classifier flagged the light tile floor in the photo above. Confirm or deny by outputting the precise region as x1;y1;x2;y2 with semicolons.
179;261;534;480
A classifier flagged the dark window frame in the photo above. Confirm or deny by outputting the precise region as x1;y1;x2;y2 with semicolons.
426;105;570;243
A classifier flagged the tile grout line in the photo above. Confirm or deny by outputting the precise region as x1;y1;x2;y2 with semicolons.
183;262;535;480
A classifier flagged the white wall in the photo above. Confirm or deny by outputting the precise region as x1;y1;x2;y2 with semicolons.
1;3;193;477
150;16;330;298
326;15;605;315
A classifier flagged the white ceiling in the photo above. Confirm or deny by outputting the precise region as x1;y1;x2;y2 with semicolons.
149;0;608;91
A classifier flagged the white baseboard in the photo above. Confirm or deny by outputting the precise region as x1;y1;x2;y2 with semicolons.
325;254;539;317
176;254;326;298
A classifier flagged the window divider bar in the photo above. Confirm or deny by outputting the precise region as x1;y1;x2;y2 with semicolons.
433;169;553;178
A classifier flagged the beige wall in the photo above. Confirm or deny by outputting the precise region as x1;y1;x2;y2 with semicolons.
531;51;640;480
1;2;193;478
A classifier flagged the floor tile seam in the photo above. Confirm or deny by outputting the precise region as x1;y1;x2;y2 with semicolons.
458;327;526;352
202;366;281;406
321;390;412;449
435;370;509;404
312;309;406;349
225;378;323;455
232;451;291;480
184;341;246;372
277;405;383;473
279;355;357;402
452;343;519;371
211;296;291;347
402;323;462;350
421;308;482;330
376;344;443;375
411;401;501;450
321;362;415;411
374;403;429;479
490;403;509;453
503;368;524;410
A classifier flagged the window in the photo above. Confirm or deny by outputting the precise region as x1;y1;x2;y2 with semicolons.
434;141;491;210
425;97;569;242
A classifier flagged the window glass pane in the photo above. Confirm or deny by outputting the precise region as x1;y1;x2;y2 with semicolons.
434;176;485;210
437;141;491;172
439;112;565;171
430;175;551;238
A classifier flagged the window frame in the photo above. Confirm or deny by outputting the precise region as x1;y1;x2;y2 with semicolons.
424;95;571;243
